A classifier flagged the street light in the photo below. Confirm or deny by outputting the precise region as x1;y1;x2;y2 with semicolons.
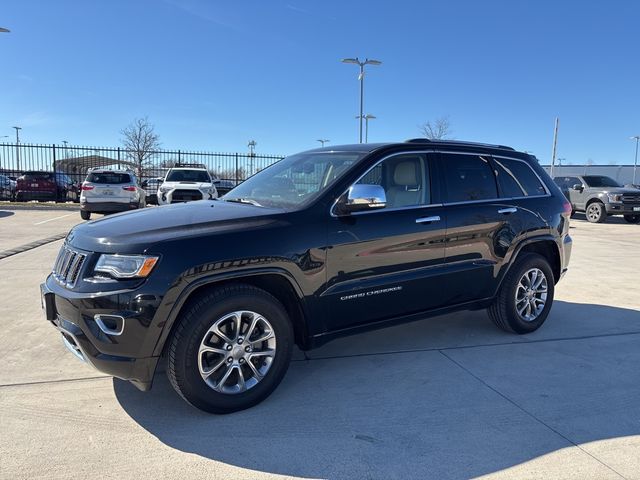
355;114;376;143
631;136;640;184
316;139;329;147
12;126;22;171
341;57;382;143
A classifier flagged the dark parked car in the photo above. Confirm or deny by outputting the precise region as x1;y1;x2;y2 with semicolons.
16;171;70;202
141;177;164;205
41;140;572;413
0;174;15;200
554;175;640;223
213;178;237;196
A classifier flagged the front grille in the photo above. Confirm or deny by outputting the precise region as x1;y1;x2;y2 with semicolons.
52;244;87;288
622;194;640;204
172;189;203;202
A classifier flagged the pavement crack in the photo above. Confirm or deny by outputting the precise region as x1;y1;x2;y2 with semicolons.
438;349;629;480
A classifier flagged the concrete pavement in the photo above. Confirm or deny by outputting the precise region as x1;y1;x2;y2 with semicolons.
0;213;639;479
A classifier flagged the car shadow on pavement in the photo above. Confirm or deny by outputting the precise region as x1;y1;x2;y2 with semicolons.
113;300;640;479
0;210;15;218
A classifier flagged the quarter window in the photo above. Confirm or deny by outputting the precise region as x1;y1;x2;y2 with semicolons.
493;158;547;197
442;154;497;202
356;153;431;208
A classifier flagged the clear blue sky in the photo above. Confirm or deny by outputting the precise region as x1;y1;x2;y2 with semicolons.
2;0;640;164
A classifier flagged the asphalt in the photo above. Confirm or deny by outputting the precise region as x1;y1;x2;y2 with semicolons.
0;209;639;480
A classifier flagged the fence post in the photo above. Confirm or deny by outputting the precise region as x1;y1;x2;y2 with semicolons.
235;153;239;184
117;147;121;162
178;150;181;164
52;144;59;202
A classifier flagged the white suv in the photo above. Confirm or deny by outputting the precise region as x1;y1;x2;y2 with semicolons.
79;169;146;220
157;166;217;205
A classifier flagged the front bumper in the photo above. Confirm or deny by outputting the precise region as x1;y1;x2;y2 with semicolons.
605;203;640;215
81;201;139;213
40;279;160;391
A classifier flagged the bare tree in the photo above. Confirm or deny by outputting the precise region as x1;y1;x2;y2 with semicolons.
121;117;161;177
419;116;453;140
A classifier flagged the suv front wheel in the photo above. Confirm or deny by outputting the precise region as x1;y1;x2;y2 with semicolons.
167;284;294;414
488;253;555;334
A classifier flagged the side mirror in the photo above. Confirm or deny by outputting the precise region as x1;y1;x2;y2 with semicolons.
572;184;583;191
141;180;148;188
336;184;386;215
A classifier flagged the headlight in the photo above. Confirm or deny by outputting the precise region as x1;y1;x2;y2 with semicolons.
607;193;622;203
94;254;159;278
159;186;172;193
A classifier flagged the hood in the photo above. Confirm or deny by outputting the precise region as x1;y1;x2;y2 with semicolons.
594;187;640;194
162;181;211;189
67;200;284;253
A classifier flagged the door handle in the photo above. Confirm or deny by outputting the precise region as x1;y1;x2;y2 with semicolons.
498;207;517;214
415;215;441;224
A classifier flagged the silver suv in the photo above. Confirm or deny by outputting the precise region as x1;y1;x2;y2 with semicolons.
79;169;146;220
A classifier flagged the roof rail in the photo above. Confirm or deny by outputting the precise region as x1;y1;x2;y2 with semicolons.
404;138;515;151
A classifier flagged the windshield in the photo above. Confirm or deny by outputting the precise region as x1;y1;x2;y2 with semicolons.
223;151;364;208
166;169;211;183
583;175;621;188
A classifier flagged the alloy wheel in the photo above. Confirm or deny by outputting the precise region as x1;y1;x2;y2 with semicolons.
587;204;601;222
514;268;548;322
198;310;276;394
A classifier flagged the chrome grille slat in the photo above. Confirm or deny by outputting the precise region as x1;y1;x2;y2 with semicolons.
52;244;87;288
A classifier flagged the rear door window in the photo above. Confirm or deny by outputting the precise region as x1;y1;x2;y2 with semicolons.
493;157;547;197
441;153;497;202
87;172;131;184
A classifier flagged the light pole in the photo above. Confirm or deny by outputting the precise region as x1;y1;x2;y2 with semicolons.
356;114;376;143
631;136;640;185
248;140;257;174
341;57;381;143
12;126;22;171
316;139;329;147
557;157;565;167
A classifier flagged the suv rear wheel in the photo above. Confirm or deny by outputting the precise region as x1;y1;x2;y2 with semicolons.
167;284;294;414
80;211;90;220
623;214;640;224
586;201;607;223
488;253;555;334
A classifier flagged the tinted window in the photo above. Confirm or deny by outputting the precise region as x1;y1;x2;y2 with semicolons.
493;158;546;197
23;172;53;181
87;172;131;184
166;169;211;183
554;176;580;189
442;154;497;202
583;176;620;188
356;153;431;208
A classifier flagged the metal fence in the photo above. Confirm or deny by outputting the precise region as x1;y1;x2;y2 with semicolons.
0;143;284;189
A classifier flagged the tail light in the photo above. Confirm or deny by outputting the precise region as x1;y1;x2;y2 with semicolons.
122;186;137;191
81;185;94;191
562;199;572;215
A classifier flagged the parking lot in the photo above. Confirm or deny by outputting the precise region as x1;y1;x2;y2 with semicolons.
0;208;639;480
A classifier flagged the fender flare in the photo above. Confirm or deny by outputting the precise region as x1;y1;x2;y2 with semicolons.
495;234;561;293
151;267;306;356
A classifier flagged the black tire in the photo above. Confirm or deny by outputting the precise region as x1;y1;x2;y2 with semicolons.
623;214;640;224
488;253;555;334
80;210;91;220
585;201;607;223
167;284;294;414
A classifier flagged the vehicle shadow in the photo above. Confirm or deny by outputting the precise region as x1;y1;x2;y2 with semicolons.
571;212;636;225
113;300;640;479
0;210;15;218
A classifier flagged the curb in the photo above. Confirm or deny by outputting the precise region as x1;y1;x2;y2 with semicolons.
0;233;67;260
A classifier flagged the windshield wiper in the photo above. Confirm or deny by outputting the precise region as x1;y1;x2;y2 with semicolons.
224;197;263;207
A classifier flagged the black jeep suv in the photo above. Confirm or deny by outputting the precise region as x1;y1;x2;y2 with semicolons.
41;140;572;413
